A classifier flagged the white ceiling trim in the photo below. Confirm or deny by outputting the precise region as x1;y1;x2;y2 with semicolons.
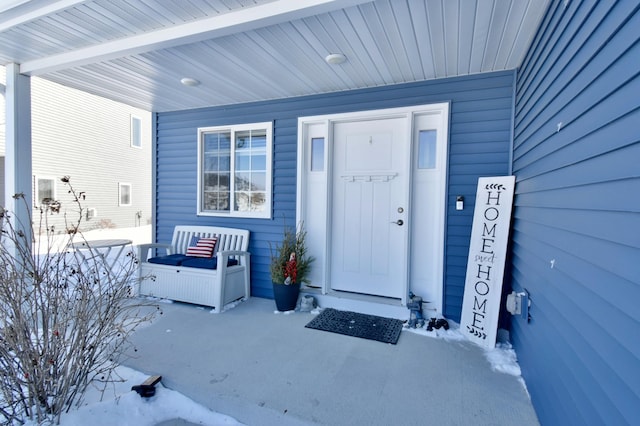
20;0;371;75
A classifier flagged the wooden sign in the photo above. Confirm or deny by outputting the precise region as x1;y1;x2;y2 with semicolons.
460;176;516;348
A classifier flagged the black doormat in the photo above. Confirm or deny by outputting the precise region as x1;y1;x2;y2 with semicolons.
305;308;403;344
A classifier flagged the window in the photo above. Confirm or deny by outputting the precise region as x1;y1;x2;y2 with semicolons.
198;122;273;218
310;137;325;171
35;177;56;206
131;116;142;148
119;183;132;206
417;130;437;169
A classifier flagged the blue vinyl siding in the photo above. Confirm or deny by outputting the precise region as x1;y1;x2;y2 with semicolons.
155;71;514;317
512;0;640;424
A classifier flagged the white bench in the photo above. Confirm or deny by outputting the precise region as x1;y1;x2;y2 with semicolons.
138;226;250;313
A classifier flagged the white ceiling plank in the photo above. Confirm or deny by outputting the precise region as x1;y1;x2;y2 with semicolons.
443;0;460;76
20;0;372;75
492;0;528;69
341;4;395;85
290;19;359;89
392;1;427;82
457;0;477;74
0;0;89;32
426;0;447;78
468;0;494;74
0;0;551;112
407;0;436;79
378;0;419;82
507;0;551;69
482;0;512;71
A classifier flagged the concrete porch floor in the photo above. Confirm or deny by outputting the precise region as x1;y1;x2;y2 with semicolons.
122;297;539;426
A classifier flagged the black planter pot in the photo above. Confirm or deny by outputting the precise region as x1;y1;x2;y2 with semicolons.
272;282;301;311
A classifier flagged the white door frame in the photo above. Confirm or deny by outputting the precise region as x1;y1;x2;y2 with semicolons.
297;103;450;311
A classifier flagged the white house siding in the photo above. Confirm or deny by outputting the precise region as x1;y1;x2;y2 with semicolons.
0;67;152;233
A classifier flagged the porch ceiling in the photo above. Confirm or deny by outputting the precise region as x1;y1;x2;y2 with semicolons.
0;0;549;112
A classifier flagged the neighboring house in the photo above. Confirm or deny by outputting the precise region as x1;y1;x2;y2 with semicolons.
0;68;152;233
0;1;637;425
152;3;638;426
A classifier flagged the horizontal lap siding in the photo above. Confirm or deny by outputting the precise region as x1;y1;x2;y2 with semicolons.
155;71;514;313
512;0;640;424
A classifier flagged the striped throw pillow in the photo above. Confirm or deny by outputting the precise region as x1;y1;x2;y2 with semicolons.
185;237;217;258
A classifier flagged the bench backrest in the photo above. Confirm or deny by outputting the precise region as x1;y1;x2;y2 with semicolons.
171;226;250;255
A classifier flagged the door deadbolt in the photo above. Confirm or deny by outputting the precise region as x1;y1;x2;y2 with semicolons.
397;207;404;213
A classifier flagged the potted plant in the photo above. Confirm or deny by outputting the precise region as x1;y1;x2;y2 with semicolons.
270;221;314;311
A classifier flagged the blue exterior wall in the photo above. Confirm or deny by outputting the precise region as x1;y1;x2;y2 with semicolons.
512;0;640;424
154;71;514;321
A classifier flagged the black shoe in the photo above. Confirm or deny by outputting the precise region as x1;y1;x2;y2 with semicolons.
427;318;437;331
436;319;449;330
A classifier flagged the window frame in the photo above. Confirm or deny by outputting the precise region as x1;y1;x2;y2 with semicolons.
197;121;273;219
34;176;56;206
119;182;132;207
130;115;142;148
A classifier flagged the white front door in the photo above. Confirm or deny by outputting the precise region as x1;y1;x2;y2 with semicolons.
329;117;409;299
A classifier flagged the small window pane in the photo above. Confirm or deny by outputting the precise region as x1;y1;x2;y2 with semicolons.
311;137;324;171
131;117;142;148
37;178;55;204
119;183;132;206
418;130;437;169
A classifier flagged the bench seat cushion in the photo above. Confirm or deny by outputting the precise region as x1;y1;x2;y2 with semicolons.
181;257;239;270
147;254;239;270
147;254;191;266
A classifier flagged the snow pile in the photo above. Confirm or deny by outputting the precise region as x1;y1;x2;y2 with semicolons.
22;367;242;426
484;342;522;376
405;320;523;377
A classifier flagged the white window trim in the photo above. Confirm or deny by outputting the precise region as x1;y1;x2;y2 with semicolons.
130;115;142;148
197;121;273;219
34;176;57;206
119;182;132;206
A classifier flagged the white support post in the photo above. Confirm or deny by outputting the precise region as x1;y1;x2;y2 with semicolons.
4;63;33;252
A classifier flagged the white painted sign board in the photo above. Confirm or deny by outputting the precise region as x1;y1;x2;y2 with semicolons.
460;176;516;348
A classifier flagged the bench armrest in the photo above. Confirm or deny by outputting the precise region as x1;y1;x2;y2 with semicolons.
218;250;251;266
138;243;172;261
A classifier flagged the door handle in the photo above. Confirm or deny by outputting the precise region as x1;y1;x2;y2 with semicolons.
391;219;404;226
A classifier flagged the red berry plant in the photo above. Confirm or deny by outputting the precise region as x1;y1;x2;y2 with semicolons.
270;221;314;286
0;177;159;425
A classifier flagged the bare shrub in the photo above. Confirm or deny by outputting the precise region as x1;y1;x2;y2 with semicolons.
0;177;159;425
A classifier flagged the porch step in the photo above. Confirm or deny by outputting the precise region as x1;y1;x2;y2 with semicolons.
301;289;435;321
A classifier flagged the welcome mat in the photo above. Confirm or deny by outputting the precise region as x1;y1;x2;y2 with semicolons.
305;308;403;344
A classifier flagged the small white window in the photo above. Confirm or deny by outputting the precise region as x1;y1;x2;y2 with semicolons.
310;137;325;172
131;116;142;148
197;122;273;218
418;130;437;169
35;176;56;206
119;183;132;206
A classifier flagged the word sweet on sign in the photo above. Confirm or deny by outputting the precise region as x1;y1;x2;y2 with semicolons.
460;176;516;348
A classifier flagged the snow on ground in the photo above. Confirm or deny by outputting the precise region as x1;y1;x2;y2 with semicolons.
24;225;528;425
22;366;242;426
403;319;524;377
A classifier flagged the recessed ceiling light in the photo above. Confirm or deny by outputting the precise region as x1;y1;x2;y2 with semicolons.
180;77;200;87
325;53;346;65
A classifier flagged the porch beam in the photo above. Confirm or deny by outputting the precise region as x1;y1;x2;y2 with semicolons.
4;63;33;251
20;0;369;75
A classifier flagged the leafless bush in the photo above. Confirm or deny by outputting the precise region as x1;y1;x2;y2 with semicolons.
0;177;159;425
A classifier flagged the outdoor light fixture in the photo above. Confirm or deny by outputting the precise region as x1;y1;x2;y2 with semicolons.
325;53;346;65
180;77;200;87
